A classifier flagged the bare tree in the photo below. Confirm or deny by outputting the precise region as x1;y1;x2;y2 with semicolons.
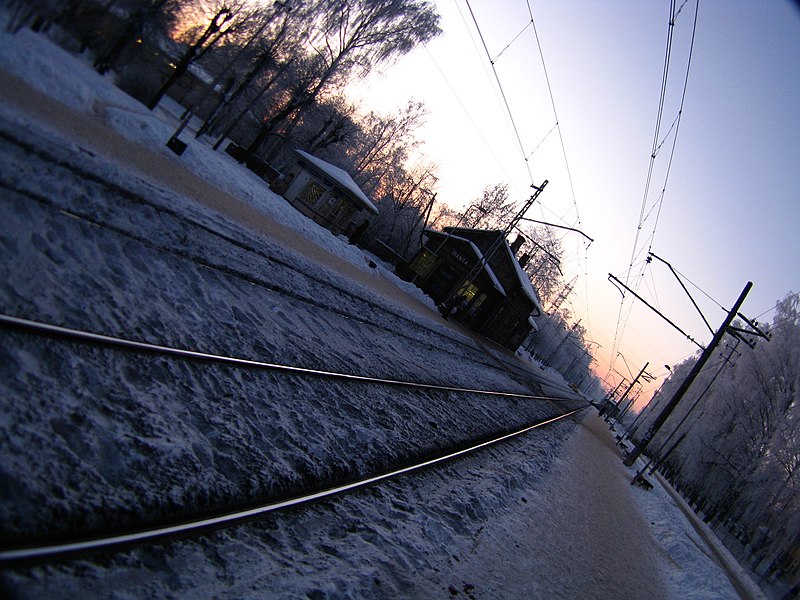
243;0;441;158
301;96;360;153
520;225;563;307
463;183;517;230
147;0;252;110
368;162;438;257
348;101;427;194
93;0;178;73
196;0;308;138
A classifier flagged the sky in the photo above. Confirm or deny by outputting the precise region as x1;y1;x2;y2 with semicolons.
347;0;800;407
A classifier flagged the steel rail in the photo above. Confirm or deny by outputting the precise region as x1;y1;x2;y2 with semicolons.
0;407;586;563
0;125;525;382
0;313;569;401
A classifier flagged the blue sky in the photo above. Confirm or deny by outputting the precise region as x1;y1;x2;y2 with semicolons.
348;0;800;402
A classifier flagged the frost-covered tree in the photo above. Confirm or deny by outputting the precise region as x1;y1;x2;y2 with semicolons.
460;183;517;230
147;0;253;109
641;292;799;580
244;0;441;158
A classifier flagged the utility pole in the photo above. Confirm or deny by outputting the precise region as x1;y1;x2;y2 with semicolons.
599;377;626;416
615;362;649;410
437;181;547;310
623;386;662;440
608;378;627;400
603;362;648;423
624;282;752;466
632;339;741;484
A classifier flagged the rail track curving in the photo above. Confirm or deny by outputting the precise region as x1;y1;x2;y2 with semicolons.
0;117;588;569
0;313;587;564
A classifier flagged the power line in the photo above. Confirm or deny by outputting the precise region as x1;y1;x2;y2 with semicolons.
465;0;536;186
609;0;700;368
610;0;679;364
492;20;532;63
526;0;585;244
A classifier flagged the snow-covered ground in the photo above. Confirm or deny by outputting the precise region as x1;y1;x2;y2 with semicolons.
0;18;747;599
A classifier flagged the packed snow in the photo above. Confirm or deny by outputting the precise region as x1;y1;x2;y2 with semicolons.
0;17;745;599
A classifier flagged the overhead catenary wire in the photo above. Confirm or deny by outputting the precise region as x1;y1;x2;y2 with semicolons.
463;1;592;339
421;3;539;206
492;19;533;63
464;0;536;186
609;0;677;375
608;0;700;378
524;0;592;330
636;0;700;283
414;3;596;383
526;0;585;246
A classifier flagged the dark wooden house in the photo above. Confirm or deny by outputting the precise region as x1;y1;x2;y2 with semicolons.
408;227;543;350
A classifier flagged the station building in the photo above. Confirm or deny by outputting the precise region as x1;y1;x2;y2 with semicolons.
408;227;543;350
277;149;378;236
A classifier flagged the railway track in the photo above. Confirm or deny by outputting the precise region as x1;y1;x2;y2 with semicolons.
0;121;570;397
0;312;587;565
0;114;586;573
0;314;566;401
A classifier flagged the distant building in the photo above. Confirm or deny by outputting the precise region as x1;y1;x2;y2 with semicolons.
408;227;543;350
278;149;378;236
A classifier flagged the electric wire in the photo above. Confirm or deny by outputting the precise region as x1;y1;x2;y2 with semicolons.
635;1;700;280
464;0;535;186
421;43;511;185
751;291;800;322
609;0;680;366
524;0;592;330
526;0;585;245
609;0;700;377
443;1;593;351
421;3;595;379
492;20;533;63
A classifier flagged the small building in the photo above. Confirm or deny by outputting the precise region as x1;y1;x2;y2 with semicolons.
279;149;378;236
408;227;544;350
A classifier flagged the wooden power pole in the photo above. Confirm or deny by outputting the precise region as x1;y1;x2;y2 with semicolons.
623;282;753;466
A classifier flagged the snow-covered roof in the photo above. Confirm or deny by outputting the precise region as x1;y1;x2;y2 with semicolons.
294;149;378;214
461;237;506;297
443;228;544;315
502;241;543;315
423;229;506;296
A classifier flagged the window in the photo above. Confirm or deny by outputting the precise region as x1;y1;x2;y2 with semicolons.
411;249;438;277
315;192;350;224
455;280;479;301
298;180;325;208
465;293;486;319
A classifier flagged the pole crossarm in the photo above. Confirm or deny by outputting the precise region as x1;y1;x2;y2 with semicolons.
726;327;758;349
735;312;771;340
518;217;594;244
623;282;754;468
647;252;715;336
724;313;770;350
607;274;705;350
